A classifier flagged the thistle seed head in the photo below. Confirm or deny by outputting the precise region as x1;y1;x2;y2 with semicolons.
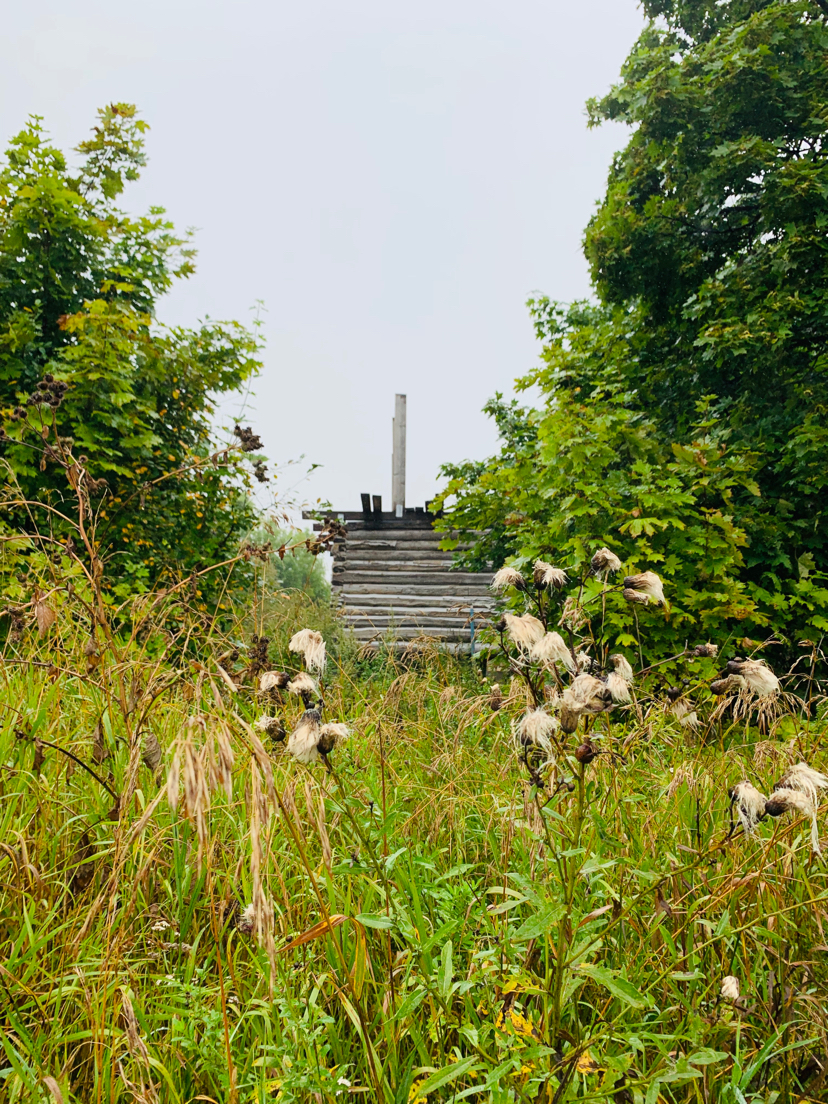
491;565;526;593
591;547;622;574
623;571;665;606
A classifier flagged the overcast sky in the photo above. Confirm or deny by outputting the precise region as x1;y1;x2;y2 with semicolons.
3;0;644;519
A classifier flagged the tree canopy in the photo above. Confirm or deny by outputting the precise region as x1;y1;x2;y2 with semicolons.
0;105;264;602
434;0;827;659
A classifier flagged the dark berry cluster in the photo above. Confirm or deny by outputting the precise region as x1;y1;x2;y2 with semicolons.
11;374;70;417
233;425;263;453
252;460;268;483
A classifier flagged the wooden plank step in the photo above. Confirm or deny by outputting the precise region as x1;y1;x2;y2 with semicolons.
334;569;492;583
336;582;495;596
335;593;494;608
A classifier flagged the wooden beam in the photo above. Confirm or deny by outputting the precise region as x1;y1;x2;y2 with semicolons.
360;493;371;520
392;393;406;512
372;495;382;520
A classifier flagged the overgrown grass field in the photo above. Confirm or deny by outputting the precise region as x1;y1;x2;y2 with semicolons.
0;598;825;1104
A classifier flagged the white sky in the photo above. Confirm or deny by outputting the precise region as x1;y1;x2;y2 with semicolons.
2;0;644;518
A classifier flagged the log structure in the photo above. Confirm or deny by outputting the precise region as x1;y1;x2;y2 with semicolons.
306;393;496;646
308;504;495;646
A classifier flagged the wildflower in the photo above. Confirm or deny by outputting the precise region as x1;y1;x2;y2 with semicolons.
606;672;631;704
530;631;576;672
691;643;718;659
710;674;745;696
720;976;740;1002
765;788;822;853
773;762;828;803
289;628;326;674
503;612;545;651
623;571;665;605
491;565;526;593
609;654;633;682
729;781;767;835
517;708;557;755
726;659;779;698
259;670;289;693
236;903;256;934
532;560;567;588
254;714;285;741
287;707;322;765
288;672;318;696
591;547;622;574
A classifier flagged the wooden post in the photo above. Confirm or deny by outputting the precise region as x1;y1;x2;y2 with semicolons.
392;393;406;514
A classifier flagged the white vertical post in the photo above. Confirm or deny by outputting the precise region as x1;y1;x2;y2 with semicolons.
392;393;406;515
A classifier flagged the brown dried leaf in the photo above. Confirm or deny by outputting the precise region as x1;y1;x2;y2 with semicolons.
91;721;108;764
42;1077;65;1104
35;599;57;636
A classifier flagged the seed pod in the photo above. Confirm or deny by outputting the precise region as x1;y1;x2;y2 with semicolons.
575;740;598;764
559;704;581;734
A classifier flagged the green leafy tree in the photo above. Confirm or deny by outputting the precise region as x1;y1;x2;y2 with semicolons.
434;0;827;656
0;105;264;601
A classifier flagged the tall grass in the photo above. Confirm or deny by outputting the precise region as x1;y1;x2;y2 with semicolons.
0;596;825;1103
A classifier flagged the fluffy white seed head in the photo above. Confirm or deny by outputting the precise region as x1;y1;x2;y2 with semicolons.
731;660;779;698
288;671;318;696
533;560;567;589
609;654;634;682
491;566;525;593
623;571;665;605
504;612;545;651
729;781;767;835
530;631;575;672
517;708;557;752
721;976;740;1002
775;762;828;802
569;673;606;705
591;547;622;574
765;788;821;853
711;674;746;696
606;671;632;704
287;711;321;764
259;670;288;693
289;629;326;674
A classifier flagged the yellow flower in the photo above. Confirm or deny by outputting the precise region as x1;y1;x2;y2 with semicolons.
408;1079;428;1103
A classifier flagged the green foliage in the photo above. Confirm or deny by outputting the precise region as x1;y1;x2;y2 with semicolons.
262;528;331;602
434;0;827;654
0;105;264;601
